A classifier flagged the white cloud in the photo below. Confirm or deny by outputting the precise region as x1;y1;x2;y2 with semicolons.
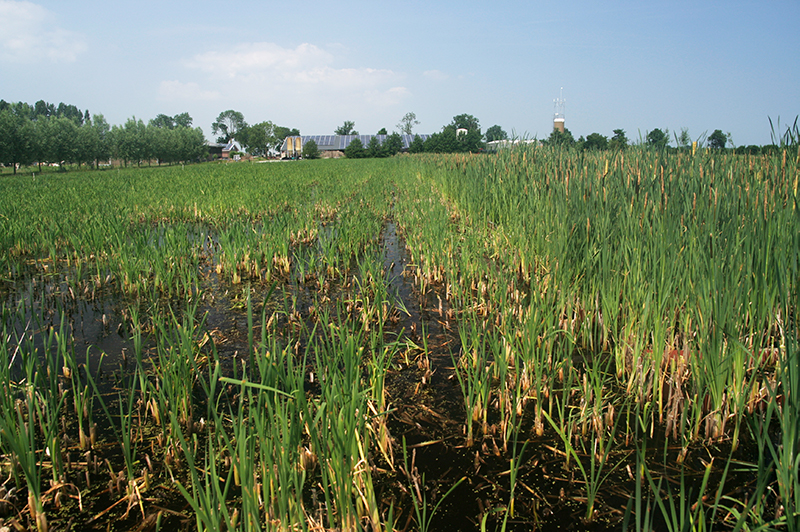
0;1;86;62
167;41;414;132
364;86;411;107
188;42;401;90
182;42;409;111
423;70;449;81
293;66;398;90
189;42;333;79
158;80;220;102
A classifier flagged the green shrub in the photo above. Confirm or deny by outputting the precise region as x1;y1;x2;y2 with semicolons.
302;139;320;159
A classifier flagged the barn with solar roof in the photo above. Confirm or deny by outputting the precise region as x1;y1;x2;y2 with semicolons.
279;134;430;159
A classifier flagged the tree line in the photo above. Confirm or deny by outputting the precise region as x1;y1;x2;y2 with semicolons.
0;100;207;174
543;123;798;154
553;127;732;151
8;99;789;172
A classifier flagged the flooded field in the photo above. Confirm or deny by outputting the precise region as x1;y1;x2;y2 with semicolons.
0;149;798;531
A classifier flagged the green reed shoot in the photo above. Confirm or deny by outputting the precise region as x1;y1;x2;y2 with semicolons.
401;437;465;532
454;319;492;447
0;364;47;531
542;403;622;523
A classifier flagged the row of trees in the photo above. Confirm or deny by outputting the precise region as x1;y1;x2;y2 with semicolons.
543;127;735;151
0;101;113;173
523;119;798;153
2;99;89;125
1;102;309;174
0;101;208;173
406;114;506;154
544;128;632;150
113;116;207;167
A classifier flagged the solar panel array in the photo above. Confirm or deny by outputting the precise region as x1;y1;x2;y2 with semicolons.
280;134;431;153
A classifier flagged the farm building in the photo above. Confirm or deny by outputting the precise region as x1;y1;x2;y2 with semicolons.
280;134;430;159
206;139;244;159
486;139;539;152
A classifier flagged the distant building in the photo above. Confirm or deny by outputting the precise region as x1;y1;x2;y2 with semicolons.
206;141;225;158
206;139;244;159
221;140;243;158
486;139;539;152
280;134;430;159
553;88;566;133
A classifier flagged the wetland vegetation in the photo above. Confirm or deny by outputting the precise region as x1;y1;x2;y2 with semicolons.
0;147;798;531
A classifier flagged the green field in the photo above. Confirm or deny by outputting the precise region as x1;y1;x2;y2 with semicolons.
0;148;798;531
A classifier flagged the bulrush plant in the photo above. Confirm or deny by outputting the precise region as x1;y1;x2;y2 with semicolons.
169;402;238;532
746;237;800;529
543;402;623;524
0;352;47;531
513;273;563;438
214;288;311;529
151;301;211;439
487;332;515;450
454;318;492;447
35;316;70;488
249;364;309;530
365;329;397;470
0;147;797;528
115;369;146;518
0;304;87;532
301;312;385;531
398;145;799;524
65;346;97;452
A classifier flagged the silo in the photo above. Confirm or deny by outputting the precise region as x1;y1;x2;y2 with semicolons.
553;88;565;132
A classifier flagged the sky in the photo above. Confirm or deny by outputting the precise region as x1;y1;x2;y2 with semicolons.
1;0;798;147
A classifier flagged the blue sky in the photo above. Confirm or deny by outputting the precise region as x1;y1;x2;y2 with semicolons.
1;0;797;146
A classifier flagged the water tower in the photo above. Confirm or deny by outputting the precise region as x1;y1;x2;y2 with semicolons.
553;88;565;133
